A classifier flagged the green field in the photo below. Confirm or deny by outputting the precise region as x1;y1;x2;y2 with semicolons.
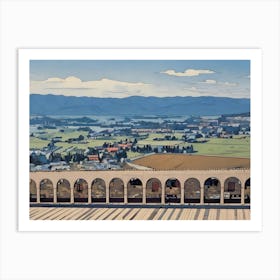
30;128;138;158
136;133;250;158
30;129;250;158
126;151;144;159
137;133;184;146
30;137;50;149
192;137;250;158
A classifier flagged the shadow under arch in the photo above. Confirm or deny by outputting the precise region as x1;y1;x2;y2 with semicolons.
91;178;106;203
40;179;54;202
165;178;181;203
184;178;200;203
109;178;124;203
74;178;88;203
57;179;71;203
146;178;162;203
245;178;250;203
30;179;37;202
127;178;143;203
204;177;221;203
224;177;241;203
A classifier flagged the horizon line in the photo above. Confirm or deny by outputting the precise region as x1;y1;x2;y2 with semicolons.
30;93;250;99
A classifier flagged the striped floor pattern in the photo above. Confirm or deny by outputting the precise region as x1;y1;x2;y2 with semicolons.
30;207;250;220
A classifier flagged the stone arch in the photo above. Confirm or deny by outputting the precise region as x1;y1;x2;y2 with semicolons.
184;178;200;203
40;179;54;202
91;178;106;203
204;177;221;203
224;177;241;203
146;178;162;203
57;179;71;203
165;178;181;203
74;178;88;203
109;178;124;203
245;178;250;203
30;179;37;202
127;178;143;203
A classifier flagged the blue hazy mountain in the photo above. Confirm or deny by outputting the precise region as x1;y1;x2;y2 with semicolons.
30;94;250;116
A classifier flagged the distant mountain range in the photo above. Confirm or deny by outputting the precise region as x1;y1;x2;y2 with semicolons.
30;94;250;116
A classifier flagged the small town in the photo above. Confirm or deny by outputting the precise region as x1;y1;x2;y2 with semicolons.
30;112;250;171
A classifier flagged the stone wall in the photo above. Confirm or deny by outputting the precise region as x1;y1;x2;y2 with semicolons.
30;169;250;205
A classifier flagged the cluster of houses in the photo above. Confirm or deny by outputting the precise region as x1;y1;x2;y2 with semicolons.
176;114;250;142
30;136;195;171
30;139;134;171
30;113;250;171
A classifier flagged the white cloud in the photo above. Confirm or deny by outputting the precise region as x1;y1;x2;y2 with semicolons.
161;69;215;77
184;86;198;91
30;75;248;99
200;79;217;84
31;76;152;98
222;81;237;86
199;80;237;86
44;77;65;82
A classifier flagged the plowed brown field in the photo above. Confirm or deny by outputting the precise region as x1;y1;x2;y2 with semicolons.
132;154;250;170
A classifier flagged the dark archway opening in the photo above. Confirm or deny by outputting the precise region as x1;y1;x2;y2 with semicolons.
74;179;88;203
109;178;124;203
184;178;200;203
224;177;241;203
30;179;37;202
245;178;250;203
127;178;143;203
165;178;181;203
91;178;106;203
57;179;71;203
204;177;221;203
40;179;54;202
146;178;162;203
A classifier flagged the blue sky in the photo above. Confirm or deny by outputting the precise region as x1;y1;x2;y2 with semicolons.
30;60;250;98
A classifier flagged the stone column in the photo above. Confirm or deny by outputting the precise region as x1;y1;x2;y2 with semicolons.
53;185;57;203
105;182;110;204
180;186;184;204
36;183;40;203
161;185;165;204
70;186;74;204
124;183;128;204
220;183;224;204
88;186;92;204
143;184;146;204
241;182;245;204
200;184;204;204
106;185;110;204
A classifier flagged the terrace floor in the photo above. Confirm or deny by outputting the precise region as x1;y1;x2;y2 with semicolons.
30;206;250;220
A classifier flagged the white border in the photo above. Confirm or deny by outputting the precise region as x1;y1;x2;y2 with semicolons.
18;48;262;231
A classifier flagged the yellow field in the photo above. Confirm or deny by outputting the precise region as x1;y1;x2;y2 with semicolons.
133;154;250;170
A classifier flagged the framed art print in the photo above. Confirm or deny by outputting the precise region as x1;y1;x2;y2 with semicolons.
2;1;279;280
18;48;262;231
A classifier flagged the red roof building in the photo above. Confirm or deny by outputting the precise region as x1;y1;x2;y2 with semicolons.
87;155;99;161
106;147;119;153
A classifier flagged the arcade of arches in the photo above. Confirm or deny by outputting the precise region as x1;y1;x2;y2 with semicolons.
30;170;250;205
